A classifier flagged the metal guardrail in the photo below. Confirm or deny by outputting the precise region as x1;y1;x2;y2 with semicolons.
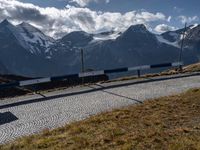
0;62;183;89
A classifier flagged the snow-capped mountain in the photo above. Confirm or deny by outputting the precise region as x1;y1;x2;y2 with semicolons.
184;24;200;47
0;19;55;56
83;24;180;70
50;24;197;74
17;22;55;56
0;19;199;77
156;24;200;48
0;19;63;77
183;24;200;60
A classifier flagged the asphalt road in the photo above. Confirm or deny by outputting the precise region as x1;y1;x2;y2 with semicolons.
1;73;200;144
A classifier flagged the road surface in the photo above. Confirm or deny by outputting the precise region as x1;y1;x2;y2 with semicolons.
0;73;200;144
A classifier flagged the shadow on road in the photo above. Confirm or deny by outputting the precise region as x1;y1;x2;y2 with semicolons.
0;73;199;110
88;84;143;104
0;112;18;125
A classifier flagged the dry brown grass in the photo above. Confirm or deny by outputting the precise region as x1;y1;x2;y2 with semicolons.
183;62;200;72
106;63;200;83
1;88;200;150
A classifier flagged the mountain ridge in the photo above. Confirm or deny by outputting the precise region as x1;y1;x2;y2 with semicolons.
0;19;199;77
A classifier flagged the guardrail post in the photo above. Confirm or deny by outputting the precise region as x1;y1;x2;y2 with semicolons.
0;62;183;90
179;65;183;72
137;70;141;78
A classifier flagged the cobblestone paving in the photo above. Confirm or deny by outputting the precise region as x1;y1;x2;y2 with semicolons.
1;75;200;144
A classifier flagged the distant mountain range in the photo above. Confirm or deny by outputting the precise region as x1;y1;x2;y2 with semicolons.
0;19;199;77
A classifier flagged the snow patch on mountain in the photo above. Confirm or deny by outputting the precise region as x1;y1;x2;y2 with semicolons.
93;31;121;41
17;22;55;54
2;21;29;51
156;35;180;48
190;24;199;29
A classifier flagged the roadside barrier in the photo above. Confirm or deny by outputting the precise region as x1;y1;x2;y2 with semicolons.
0;62;183;89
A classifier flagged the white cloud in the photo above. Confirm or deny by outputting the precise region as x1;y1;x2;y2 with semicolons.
173;6;183;13
167;16;172;22
178;15;199;24
69;0;109;7
154;24;177;33
0;0;169;38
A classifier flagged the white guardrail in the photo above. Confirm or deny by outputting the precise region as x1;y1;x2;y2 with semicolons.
0;62;183;89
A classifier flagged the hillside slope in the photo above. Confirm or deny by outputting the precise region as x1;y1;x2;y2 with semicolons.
1;88;199;150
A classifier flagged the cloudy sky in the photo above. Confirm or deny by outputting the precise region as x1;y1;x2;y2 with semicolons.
1;0;199;38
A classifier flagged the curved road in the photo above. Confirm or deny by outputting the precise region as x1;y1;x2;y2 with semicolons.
0;73;200;144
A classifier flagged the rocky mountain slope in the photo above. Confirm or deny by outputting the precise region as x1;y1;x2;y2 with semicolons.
0;19;63;77
0;19;199;77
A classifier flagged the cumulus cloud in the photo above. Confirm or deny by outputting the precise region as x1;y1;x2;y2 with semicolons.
0;0;169;38
69;0;110;7
178;15;199;24
154;24;177;33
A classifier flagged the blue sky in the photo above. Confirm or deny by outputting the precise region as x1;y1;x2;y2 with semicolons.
21;0;198;13
1;0;199;38
21;0;199;16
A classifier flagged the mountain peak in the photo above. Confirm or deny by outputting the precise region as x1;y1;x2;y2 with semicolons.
18;22;39;32
19;22;37;28
95;30;115;36
0;19;11;26
18;22;36;29
116;24;156;44
20;22;31;26
119;24;149;38
127;24;148;32
61;31;93;47
117;24;151;41
62;31;93;41
67;31;91;37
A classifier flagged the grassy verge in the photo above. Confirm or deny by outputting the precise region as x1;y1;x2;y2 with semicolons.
105;63;200;83
1;88;200;150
